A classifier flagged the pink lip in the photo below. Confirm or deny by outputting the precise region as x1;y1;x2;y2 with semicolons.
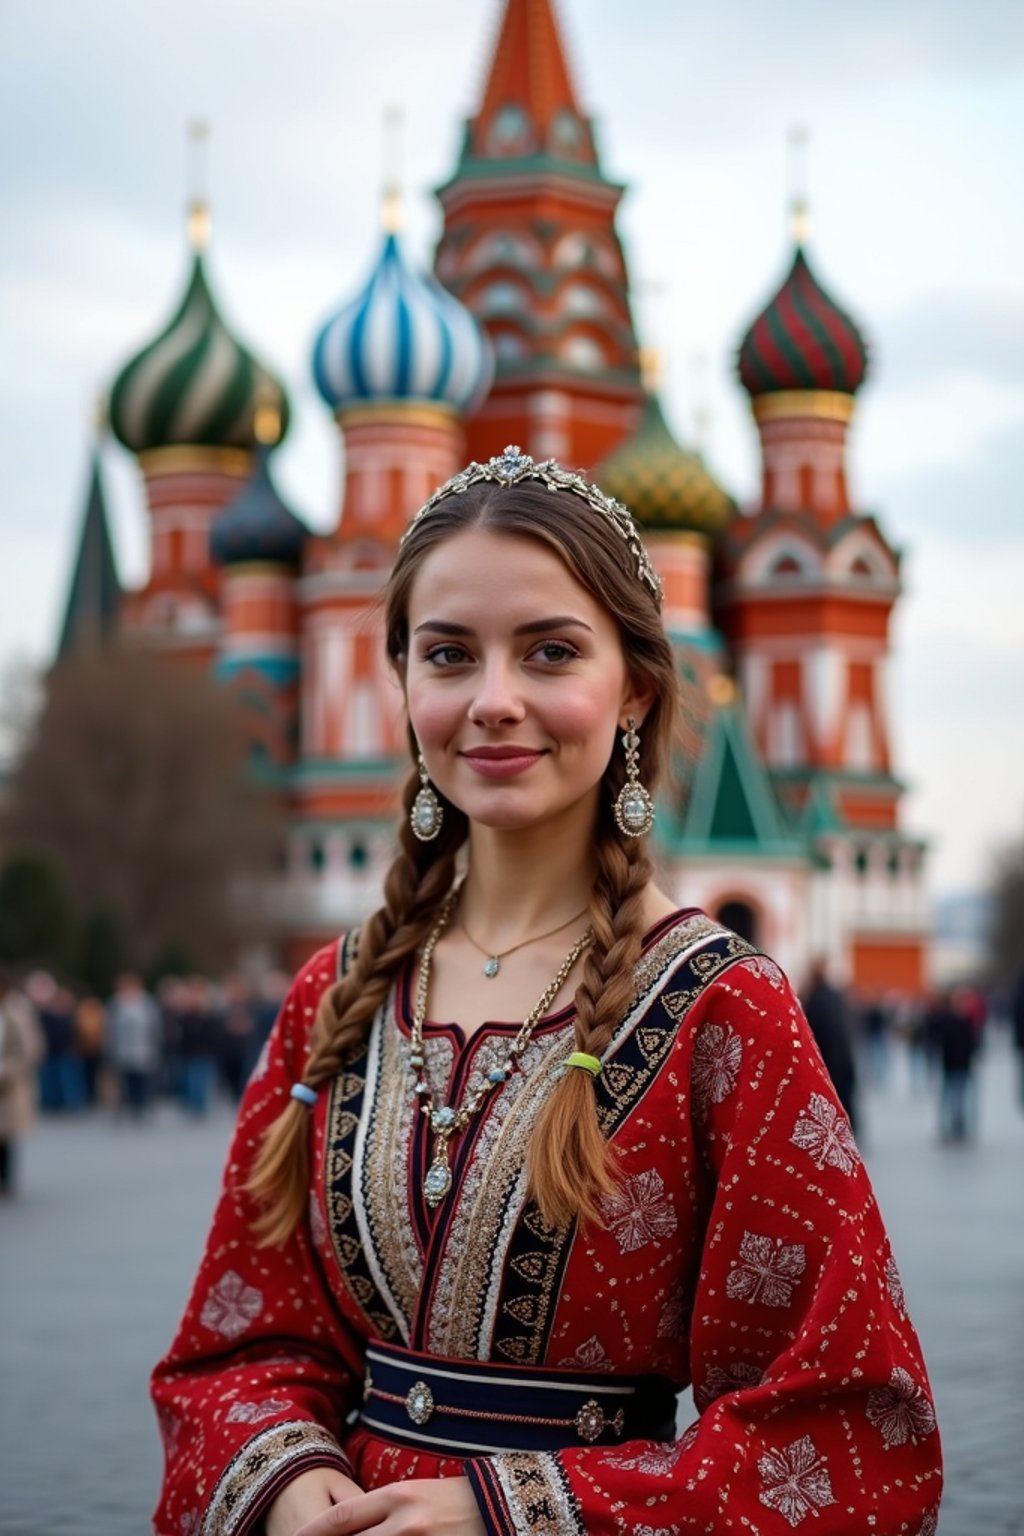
461;747;545;779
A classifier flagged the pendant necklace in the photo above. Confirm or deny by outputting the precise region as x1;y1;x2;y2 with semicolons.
461;905;589;978
409;889;592;1209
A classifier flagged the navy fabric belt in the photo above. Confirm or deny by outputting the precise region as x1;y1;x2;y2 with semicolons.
358;1340;677;1455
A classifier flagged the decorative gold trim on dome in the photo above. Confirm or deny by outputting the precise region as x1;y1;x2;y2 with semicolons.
337;401;460;431
138;445;253;478
752;390;855;424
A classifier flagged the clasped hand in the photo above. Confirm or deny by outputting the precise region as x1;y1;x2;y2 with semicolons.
269;1467;486;1536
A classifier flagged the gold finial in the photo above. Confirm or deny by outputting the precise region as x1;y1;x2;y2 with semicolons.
253;377;281;446
187;119;212;251
708;673;736;707
788;125;810;246
381;105;404;234
639;346;662;394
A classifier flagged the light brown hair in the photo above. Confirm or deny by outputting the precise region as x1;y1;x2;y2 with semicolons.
248;480;680;1242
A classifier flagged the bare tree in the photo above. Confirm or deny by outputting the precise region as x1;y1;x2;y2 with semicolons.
4;649;287;974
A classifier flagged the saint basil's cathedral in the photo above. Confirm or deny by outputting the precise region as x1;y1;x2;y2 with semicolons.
60;0;929;993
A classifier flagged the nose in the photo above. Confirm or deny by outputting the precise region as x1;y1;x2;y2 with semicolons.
468;656;526;728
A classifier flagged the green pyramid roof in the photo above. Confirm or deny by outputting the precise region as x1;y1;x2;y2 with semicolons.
671;701;805;857
57;447;121;661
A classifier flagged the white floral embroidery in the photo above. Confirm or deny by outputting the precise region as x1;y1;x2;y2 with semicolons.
691;1022;742;1110
603;1440;682;1474
558;1334;613;1370
179;1512;199;1536
916;1513;938;1536
657;1285;685;1339
697;1360;765;1411
308;1191;327;1248
742;955;786;991
866;1368;937;1448
791;1092;860;1175
599;1169;678;1253
634;1526;680;1536
726;1231;806;1308
758;1435;836;1527
200;1270;263;1341
225;1397;291;1425
885;1255;906;1316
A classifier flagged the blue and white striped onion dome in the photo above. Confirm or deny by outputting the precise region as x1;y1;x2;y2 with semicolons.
312;232;493;415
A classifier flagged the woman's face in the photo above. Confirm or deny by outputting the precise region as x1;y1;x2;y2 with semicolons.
403;527;647;835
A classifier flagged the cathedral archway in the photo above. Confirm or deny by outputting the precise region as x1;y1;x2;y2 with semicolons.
716;898;759;946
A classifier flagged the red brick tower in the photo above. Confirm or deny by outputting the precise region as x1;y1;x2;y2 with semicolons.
717;210;928;993
434;0;644;469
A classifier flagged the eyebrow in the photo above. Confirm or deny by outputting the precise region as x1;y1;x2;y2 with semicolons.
412;616;594;637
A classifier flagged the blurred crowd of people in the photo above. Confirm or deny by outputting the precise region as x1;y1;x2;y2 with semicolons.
0;964;290;1195
800;961;1024;1145
2;956;1024;1200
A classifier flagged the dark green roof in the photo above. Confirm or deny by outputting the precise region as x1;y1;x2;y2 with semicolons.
669;703;805;858
57;447;121;661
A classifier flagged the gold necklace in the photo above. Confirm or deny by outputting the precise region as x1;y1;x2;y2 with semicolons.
460;904;590;978
410;889;592;1208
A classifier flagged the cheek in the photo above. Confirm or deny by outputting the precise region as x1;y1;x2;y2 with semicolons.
405;679;461;749
542;678;622;754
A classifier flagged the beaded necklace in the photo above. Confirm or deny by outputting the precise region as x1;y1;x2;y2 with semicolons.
409;890;592;1208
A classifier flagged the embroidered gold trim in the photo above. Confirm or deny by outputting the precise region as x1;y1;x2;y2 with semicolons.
201;1421;348;1536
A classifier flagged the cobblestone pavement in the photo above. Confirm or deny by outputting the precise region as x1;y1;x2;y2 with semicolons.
2;1032;1022;1535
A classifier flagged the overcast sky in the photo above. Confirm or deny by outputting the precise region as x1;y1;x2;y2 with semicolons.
1;0;1022;898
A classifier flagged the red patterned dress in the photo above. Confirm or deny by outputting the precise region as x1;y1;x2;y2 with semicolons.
152;911;942;1535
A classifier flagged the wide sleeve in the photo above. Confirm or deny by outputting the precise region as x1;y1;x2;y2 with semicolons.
151;944;365;1536
465;955;943;1536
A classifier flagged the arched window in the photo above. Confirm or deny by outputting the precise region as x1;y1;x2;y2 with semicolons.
717;899;759;946
487;103;534;155
771;553;804;577
478;281;526;316
560;335;605;371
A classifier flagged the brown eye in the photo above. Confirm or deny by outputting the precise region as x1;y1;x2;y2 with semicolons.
532;641;579;665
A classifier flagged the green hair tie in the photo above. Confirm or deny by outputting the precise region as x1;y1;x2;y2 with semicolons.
565;1051;602;1077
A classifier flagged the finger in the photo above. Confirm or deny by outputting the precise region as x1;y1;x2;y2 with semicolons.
296;1487;397;1536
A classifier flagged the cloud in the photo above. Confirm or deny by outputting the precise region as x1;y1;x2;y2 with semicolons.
880;421;1024;547
875;293;1024;390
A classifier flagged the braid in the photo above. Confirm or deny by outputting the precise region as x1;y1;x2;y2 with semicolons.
527;819;651;1230
247;767;466;1244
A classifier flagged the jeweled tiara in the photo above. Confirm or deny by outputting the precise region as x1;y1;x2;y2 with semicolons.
401;445;663;608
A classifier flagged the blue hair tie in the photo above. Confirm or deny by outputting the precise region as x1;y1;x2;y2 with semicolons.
290;1083;318;1108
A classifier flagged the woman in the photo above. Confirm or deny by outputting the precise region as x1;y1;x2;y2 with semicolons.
0;968;45;1197
153;449;942;1535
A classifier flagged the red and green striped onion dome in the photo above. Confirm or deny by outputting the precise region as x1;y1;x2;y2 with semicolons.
108;252;290;454
594;394;734;537
737;246;869;398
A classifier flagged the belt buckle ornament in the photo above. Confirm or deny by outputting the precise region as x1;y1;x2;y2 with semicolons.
574;1399;625;1443
405;1380;435;1426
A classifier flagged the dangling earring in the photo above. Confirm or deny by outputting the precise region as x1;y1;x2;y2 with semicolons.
614;717;655;838
410;751;443;842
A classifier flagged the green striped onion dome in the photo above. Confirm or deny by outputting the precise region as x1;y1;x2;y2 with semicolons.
737;246;868;397
108;253;290;454
595;395;734;535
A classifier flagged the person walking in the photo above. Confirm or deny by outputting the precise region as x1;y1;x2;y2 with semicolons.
107;973;162;1117
801;958;859;1133
927;988;981;1142
0;969;45;1196
152;449;941;1536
